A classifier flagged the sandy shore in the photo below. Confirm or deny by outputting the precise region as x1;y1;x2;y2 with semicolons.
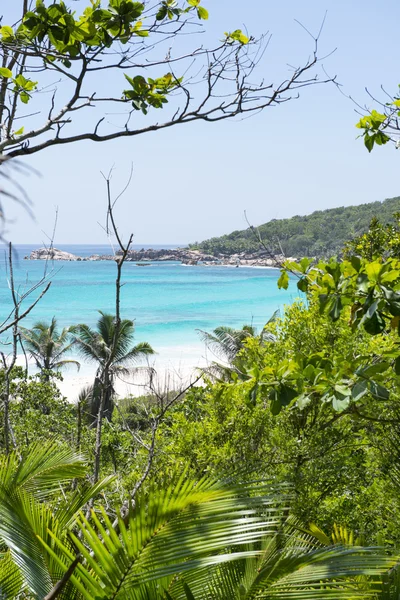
14;343;217;402
56;358;207;401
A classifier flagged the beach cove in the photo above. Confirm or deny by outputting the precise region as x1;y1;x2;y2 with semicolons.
1;244;298;399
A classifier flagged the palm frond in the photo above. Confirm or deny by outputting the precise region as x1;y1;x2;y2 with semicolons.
19;317;78;375
71;324;105;363
0;488;59;598
169;536;397;599
115;342;155;366
53;359;81;372
0;445;114;600
97;311;116;347
0;552;24;599
0;441;87;500
39;478;288;599
54;475;116;530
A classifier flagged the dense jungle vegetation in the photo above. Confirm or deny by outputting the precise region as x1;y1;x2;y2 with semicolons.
190;195;400;257
0;214;398;598
2;0;400;597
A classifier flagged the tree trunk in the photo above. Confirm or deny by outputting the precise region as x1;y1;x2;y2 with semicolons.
92;368;109;483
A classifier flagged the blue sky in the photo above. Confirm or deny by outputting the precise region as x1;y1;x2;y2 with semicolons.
3;0;400;244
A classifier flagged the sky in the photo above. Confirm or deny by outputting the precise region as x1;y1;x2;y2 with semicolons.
2;0;400;245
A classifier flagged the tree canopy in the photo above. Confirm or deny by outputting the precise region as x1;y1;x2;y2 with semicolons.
190;195;400;258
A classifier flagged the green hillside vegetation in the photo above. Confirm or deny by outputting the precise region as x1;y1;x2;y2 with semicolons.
191;196;400;257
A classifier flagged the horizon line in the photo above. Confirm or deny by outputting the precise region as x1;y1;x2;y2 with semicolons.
10;242;189;246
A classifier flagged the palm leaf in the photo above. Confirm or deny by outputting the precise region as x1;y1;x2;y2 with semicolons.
52;358;81;372
0;445;114;600
168;537;397;599
0;552;24;599
39;478;288;599
0;441;87;500
115;342;155;366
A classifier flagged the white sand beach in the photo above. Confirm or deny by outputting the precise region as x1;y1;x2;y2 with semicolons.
56;357;207;401
14;344;210;402
11;331;234;402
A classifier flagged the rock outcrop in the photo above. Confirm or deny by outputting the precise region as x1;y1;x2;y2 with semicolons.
25;247;290;267
26;247;79;261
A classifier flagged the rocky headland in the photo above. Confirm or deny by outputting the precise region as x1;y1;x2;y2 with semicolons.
25;247;287;267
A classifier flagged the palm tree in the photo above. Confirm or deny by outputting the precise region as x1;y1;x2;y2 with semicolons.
198;311;278;381
71;311;154;422
0;448;395;600
19;317;80;380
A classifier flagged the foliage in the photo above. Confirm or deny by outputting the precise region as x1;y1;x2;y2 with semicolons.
274;251;400;414
0;0;319;163
198;314;276;381
0;441;114;599
151;296;400;542
190;196;400;258
19;317;79;380
0;444;395;599
71;311;154;421
343;213;400;260
0;0;206;123
356;110;391;152
356;89;400;151
0;367;76;450
10;374;76;448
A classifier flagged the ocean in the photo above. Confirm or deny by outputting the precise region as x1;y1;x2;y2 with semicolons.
0;244;299;369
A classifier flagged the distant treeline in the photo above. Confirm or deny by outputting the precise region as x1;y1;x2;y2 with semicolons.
190;196;400;257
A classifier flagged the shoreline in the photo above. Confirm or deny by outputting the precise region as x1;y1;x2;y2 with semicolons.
15;349;209;401
56;361;206;401
25;247;290;268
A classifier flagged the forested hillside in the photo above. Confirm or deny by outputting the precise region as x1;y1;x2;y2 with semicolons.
191;196;400;257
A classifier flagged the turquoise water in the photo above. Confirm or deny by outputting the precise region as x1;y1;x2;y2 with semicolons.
0;245;298;362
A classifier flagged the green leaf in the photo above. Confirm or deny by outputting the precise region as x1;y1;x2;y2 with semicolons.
369;381;389;400
363;311;385;335
365;261;382;283
395;356;400;376
356;273;369;293
364;134;375;153
0;26;14;41
332;394;351;412
299;257;312;272
351;255;361;272
197;6;208;19
278;384;298;406
381;286;400;316
329;296;342;321
156;5;168;19
351;379;368;401
318;294;330;313
356;362;390;378
334;384;351;397
297;277;308;293
303;364;316;382
277;271;289;290
366;300;378;319
0;67;12;78
20;91;30;104
183;582;196;600
225;29;250;45
269;389;281;415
